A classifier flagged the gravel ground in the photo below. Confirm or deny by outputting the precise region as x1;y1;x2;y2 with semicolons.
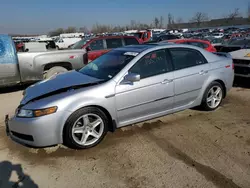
0;79;250;188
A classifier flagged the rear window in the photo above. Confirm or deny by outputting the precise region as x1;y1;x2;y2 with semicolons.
124;38;139;45
106;38;123;48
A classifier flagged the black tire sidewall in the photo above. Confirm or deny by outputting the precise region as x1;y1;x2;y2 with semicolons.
63;107;108;149
201;81;224;111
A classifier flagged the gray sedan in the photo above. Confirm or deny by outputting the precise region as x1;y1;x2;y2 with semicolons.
6;44;234;149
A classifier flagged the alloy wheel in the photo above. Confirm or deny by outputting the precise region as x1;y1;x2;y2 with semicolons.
71;113;104;146
206;86;223;109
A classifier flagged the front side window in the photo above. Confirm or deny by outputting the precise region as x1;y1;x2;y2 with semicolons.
169;48;207;70
124;38;139;45
188;42;207;49
79;50;135;80
129;50;169;79
89;39;104;50
106;38;123;48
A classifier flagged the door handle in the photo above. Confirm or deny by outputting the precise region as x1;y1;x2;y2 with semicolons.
161;79;173;84
199;70;208;75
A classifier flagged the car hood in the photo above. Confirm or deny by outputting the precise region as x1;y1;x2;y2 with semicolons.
21;70;102;105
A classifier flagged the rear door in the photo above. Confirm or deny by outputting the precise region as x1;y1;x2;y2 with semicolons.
0;35;20;87
87;39;106;61
168;47;209;109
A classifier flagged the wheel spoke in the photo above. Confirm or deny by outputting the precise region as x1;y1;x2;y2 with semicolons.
215;87;221;96
83;115;90;125
207;96;213;102
80;133;89;144
211;98;216;107
90;130;100;138
73;127;84;134
91;119;102;129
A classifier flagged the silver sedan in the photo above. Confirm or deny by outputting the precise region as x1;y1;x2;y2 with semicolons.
6;44;234;149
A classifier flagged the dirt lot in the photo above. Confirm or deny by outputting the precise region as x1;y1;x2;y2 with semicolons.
0;79;250;188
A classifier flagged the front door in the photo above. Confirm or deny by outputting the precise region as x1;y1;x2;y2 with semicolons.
168;48;209;109
0;35;20;87
115;49;174;127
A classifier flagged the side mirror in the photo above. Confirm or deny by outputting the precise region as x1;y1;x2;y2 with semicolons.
86;46;91;51
124;73;140;83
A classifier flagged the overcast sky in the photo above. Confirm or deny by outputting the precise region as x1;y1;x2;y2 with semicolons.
0;0;248;34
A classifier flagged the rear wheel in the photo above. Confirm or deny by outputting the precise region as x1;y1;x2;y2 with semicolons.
200;81;224;111
43;66;67;79
63;107;108;149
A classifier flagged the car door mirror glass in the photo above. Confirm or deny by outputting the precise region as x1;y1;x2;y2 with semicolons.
123;73;140;83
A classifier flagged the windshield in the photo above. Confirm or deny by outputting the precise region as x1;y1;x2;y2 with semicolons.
228;39;249;45
130;33;142;39
79;50;136;80
70;38;90;49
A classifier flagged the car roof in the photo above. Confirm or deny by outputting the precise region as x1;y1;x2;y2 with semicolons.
164;39;210;44
113;43;200;53
91;35;138;40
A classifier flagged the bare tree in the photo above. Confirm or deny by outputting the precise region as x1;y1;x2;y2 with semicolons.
159;16;164;28
64;27;77;33
190;12;209;26
248;2;250;18
79;26;89;33
176;17;183;24
48;28;64;36
154;17;160;28
227;8;240;20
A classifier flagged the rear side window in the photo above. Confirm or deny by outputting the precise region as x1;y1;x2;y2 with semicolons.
0;40;6;56
169;48;207;70
106;38;123;48
89;39;104;51
124;38;139;45
188;42;208;49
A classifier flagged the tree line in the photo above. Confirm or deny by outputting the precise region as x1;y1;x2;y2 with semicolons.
48;8;246;36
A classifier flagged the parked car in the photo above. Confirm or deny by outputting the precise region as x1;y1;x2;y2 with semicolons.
163;39;217;52
70;35;142;62
6;43;234;149
153;34;180;42
55;37;82;49
215;38;250;53
0;35;87;87
212;33;224;39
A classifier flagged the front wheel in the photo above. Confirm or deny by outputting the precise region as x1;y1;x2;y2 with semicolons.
63;107;108;149
200;81;224;111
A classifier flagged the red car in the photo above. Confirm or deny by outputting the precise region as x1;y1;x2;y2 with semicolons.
70;36;142;62
161;39;217;52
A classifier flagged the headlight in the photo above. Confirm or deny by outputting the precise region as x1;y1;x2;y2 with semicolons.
17;106;57;118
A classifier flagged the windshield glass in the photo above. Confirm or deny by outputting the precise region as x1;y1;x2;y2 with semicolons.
130;33;142;39
228;39;249;45
70;38;90;49
79;50;136;80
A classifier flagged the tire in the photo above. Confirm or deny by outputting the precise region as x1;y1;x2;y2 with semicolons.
56;46;59;50
43;66;67;79
63;107;108;149
200;81;224;111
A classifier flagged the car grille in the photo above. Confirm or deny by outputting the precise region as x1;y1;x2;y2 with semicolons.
234;66;250;76
11;131;34;141
233;59;250;66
